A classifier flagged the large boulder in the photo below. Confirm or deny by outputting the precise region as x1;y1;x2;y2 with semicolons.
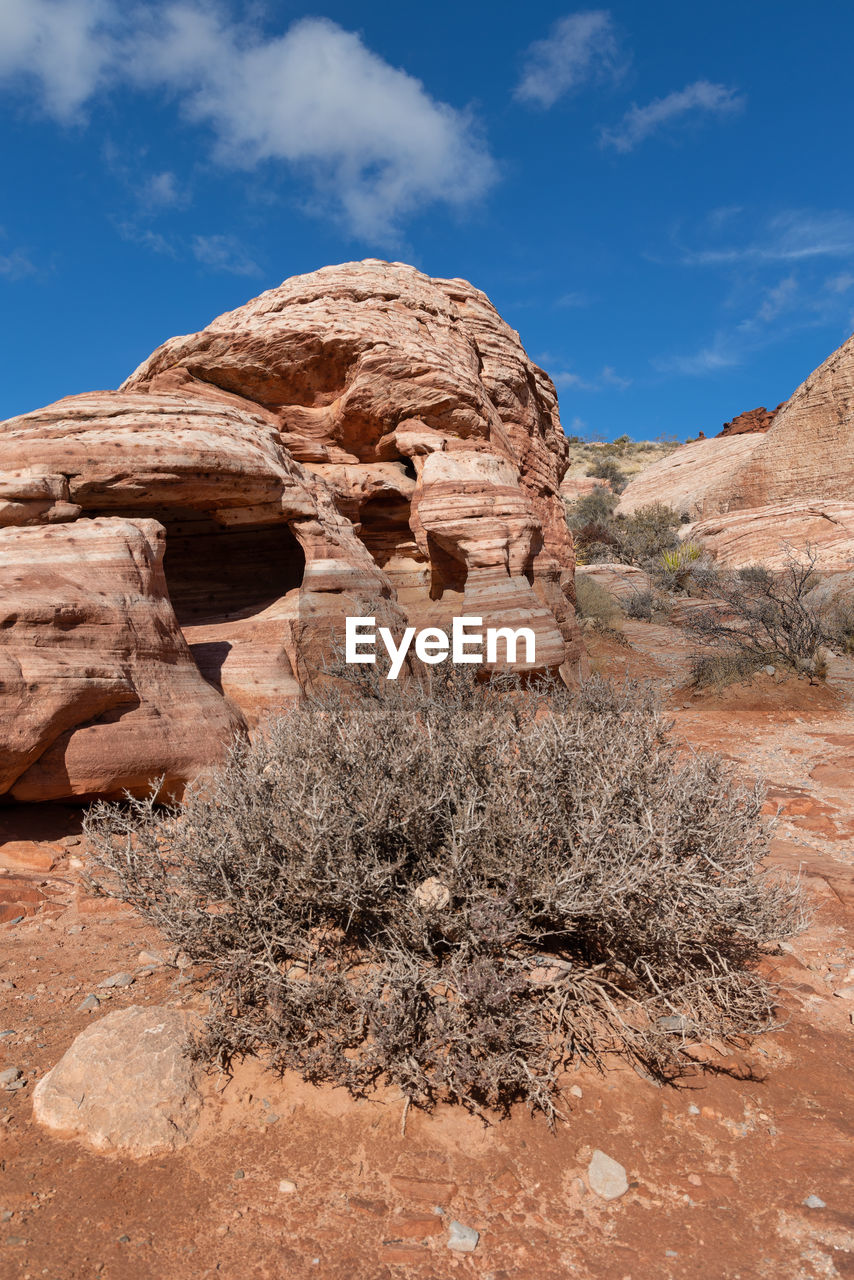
0;260;584;800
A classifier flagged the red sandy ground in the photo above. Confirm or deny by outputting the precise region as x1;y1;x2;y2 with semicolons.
0;622;852;1280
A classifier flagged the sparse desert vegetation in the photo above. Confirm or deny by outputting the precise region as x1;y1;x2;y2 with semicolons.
85;669;801;1122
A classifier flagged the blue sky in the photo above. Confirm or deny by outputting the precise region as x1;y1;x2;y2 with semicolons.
1;0;853;439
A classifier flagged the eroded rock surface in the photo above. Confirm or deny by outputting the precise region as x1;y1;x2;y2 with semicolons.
0;260;583;800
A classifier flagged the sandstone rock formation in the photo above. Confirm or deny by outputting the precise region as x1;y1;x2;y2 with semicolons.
575;563;651;602
0;260;583;802
617;436;759;522
619;332;854;568
718;404;782;437
32;1006;201;1156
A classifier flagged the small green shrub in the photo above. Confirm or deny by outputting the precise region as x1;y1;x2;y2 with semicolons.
660;542;703;575
587;457;628;493
613;502;682;567
566;486;618;531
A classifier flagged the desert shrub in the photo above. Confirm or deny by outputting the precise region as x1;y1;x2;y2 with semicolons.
574;576;623;629
573;522;621;563
613;502;682;567
823;595;854;655
655;541;707;593
690;650;776;688
624;588;672;622
685;546;831;678
660;542;703;575
625;589;654;620
587;456;628;493
85;672;802;1121
566;486;618;530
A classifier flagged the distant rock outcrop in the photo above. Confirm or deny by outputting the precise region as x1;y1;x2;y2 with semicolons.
718;404;782;437
618;332;854;568
0;260;584;802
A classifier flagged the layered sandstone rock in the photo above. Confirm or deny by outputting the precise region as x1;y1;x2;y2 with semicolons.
687;502;854;570
0;260;583;801
619;331;854;567
0;518;243;800
617;435;760;521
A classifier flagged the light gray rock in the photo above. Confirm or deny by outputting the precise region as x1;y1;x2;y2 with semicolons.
803;1195;826;1209
32;1005;200;1157
98;972;135;989
77;995;100;1013
447;1220;479;1252
0;1066;22;1086
588;1149;629;1200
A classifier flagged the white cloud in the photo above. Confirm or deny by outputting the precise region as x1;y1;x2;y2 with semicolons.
600;364;631;388
116;221;177;257
542;356;631;390
192;233;261;276
515;10;623;109
132;8;496;240
551;370;596;390
755;274;798;323
600;81;744;152
0;0;118;121
0;3;496;241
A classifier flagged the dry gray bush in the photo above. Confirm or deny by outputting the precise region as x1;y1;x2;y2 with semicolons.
85;670;802;1121
685;546;832;680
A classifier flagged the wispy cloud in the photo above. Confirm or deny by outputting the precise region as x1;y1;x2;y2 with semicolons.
138;169;186;210
541;354;631;390
115;220;177;257
0;238;36;279
515;10;624;109
679;209;854;266
600;81;744;153
755;274;798;324
551;370;596;390
192;233;261;276
656;274;810;376
0;4;496;241
827;271;854;294
601;364;631;388
555;290;591;308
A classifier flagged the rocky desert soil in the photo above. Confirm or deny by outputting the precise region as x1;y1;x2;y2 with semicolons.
1;618;852;1280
